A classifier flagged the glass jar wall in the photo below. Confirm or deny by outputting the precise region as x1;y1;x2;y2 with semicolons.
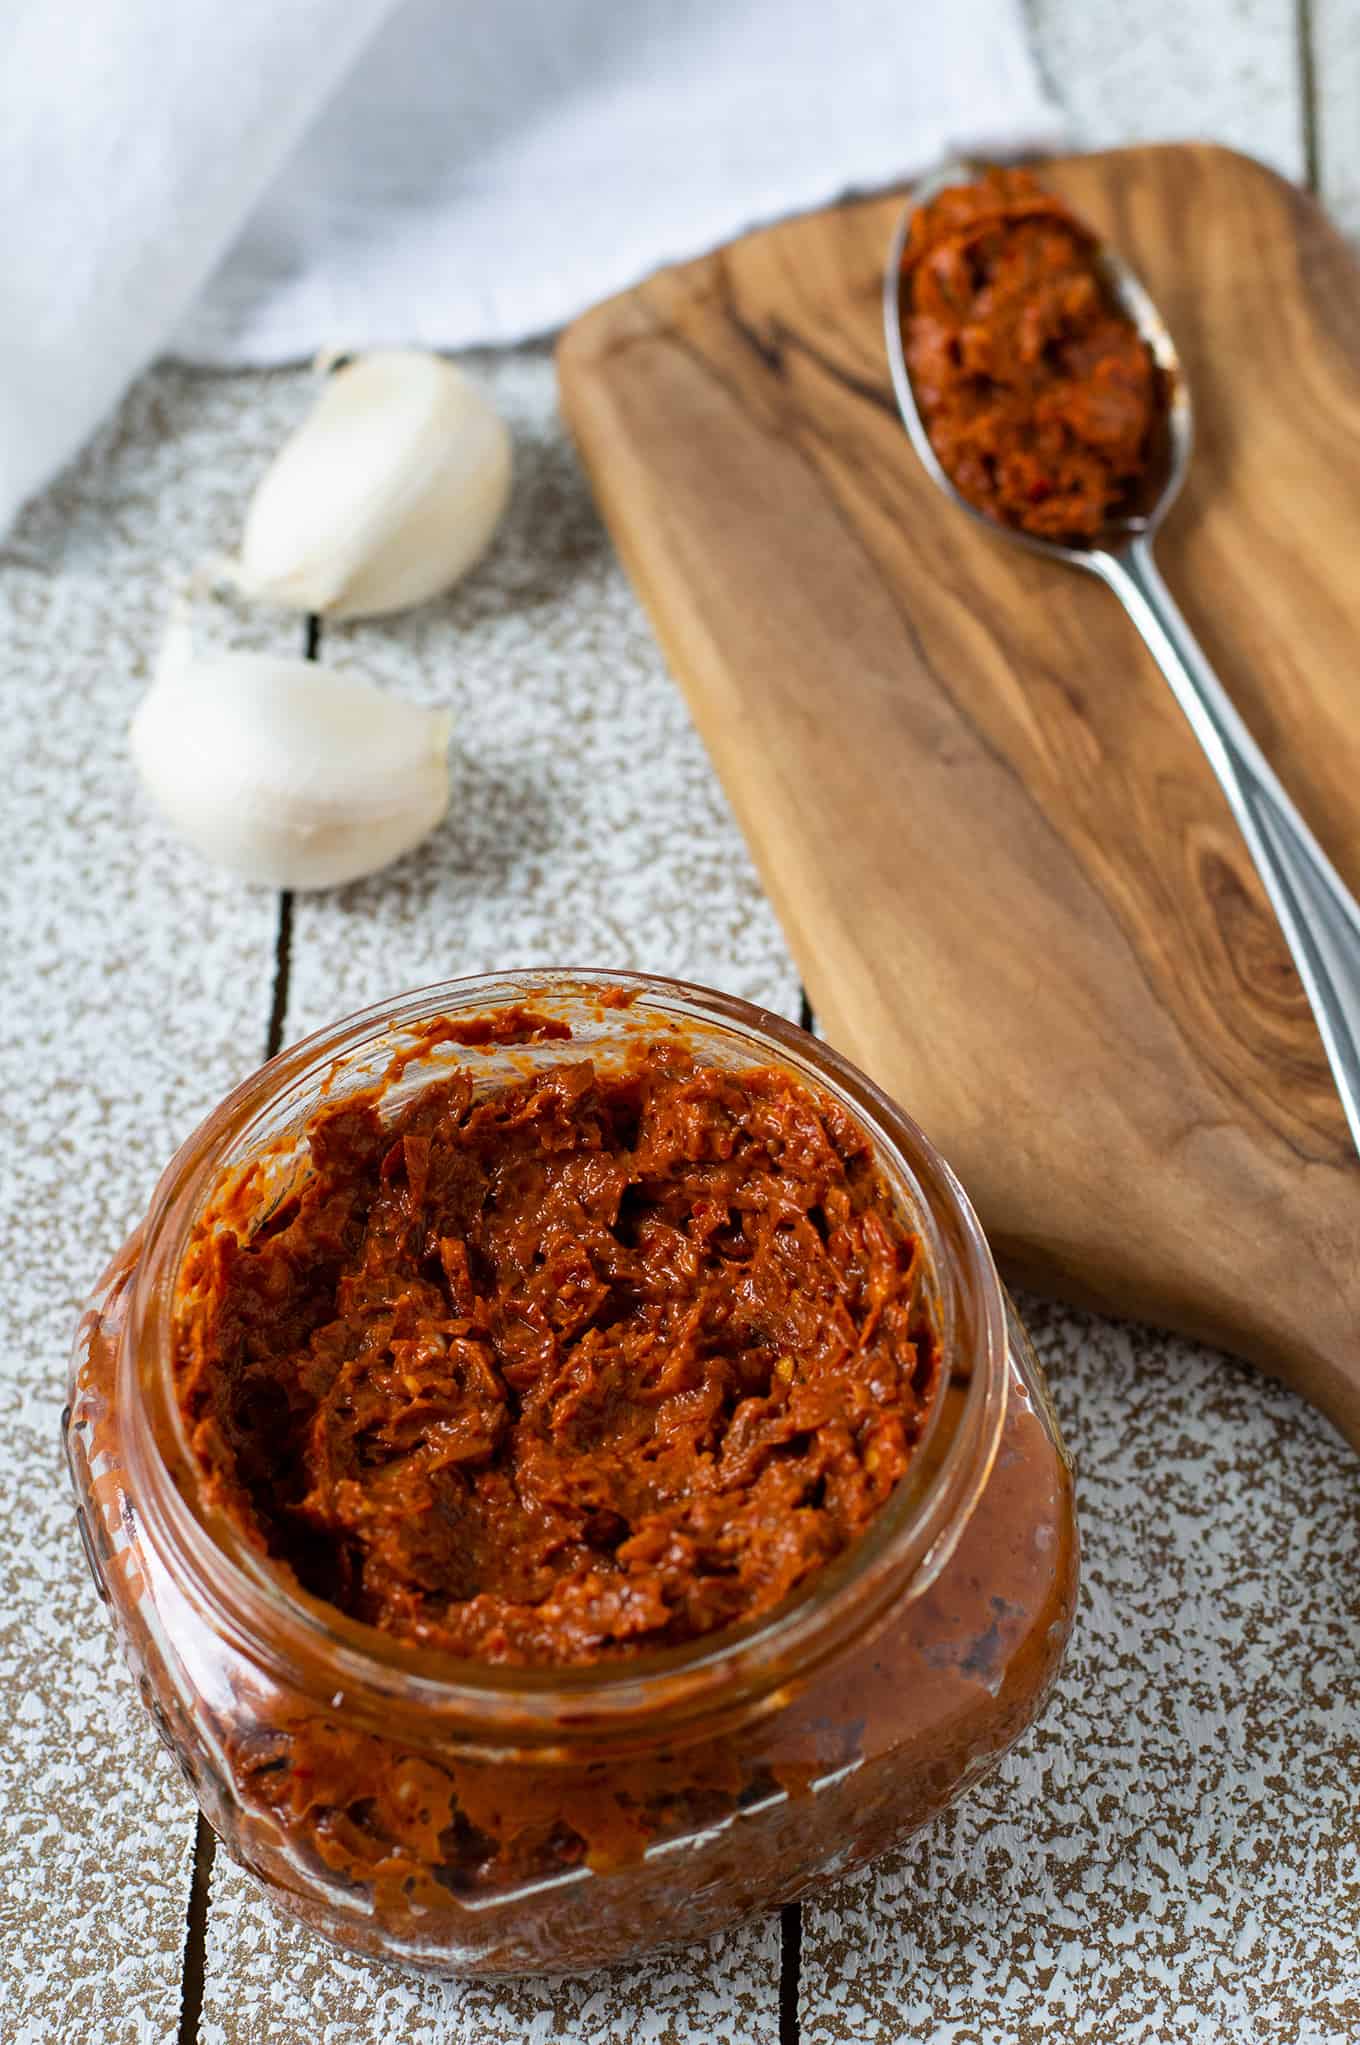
64;972;1077;1975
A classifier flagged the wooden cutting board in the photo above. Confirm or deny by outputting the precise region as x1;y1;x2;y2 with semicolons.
557;144;1360;1447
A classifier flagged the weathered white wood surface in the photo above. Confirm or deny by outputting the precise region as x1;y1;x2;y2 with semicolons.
1027;0;1306;183
4;5;1359;2039
0;372;308;2044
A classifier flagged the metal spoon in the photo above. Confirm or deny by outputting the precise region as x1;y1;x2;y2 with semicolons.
883;164;1360;1157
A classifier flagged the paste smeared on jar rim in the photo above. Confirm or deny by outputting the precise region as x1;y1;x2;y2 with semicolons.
174;1024;941;1667
901;167;1164;539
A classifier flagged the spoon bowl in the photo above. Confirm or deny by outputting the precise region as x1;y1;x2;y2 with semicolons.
882;160;1192;566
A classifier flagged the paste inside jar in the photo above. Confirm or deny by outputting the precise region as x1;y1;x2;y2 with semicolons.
900;166;1163;539
174;1030;942;1666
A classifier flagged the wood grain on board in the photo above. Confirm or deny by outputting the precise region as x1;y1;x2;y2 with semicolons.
558;144;1360;1444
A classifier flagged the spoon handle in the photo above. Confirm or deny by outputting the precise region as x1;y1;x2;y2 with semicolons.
1097;534;1360;1158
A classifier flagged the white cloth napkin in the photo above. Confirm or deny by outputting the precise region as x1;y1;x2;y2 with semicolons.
0;0;1061;532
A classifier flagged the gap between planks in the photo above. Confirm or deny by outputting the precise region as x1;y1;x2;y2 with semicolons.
175;617;310;2042
1298;0;1320;192
779;974;816;2043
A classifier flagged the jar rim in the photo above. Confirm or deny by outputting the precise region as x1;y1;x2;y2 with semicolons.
124;968;1010;1739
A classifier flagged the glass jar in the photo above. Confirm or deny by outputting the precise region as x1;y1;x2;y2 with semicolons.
64;971;1077;1976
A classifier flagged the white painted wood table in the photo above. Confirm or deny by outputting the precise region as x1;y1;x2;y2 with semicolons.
4;7;1358;2040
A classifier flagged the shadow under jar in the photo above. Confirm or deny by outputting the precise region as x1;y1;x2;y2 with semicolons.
64;971;1078;1976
